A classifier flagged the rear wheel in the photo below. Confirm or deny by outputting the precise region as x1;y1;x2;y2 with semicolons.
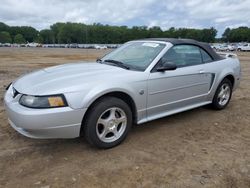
211;78;232;110
84;97;132;149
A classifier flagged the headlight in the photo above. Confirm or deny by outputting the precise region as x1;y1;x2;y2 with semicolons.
19;94;68;108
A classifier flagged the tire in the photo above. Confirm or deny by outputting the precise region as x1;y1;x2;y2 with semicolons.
84;97;132;149
211;78;233;110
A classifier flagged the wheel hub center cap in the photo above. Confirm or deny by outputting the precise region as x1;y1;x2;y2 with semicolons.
108;120;116;131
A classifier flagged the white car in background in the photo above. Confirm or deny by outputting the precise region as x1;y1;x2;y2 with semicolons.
237;43;250;51
27;43;39;47
212;44;238;52
211;44;226;51
3;43;11;47
95;45;108;49
227;44;236;51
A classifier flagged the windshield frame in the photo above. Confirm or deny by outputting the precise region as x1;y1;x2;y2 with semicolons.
100;41;168;72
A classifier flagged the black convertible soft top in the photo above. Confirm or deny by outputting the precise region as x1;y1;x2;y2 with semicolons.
141;38;223;61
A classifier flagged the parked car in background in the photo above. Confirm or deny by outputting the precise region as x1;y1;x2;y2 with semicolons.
69;43;78;48
237;43;250;51
27;43;39;47
4;38;241;148
211;44;223;51
227;44;236;51
12;44;21;48
217;44;229;51
54;44;61;48
108;44;119;48
95;45;108;49
0;43;120;49
42;44;52;48
78;44;85;48
212;44;238;51
3;43;11;47
210;44;216;50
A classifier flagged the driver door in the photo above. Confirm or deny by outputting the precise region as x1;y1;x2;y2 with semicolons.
147;45;213;120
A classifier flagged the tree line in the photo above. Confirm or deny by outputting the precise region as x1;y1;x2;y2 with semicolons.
0;21;249;44
222;27;250;42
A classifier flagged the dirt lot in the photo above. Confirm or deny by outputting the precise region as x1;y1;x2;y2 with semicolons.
0;48;249;188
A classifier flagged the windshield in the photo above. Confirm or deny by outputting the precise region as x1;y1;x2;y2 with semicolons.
101;41;166;71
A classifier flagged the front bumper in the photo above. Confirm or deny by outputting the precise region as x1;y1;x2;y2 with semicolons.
4;86;87;139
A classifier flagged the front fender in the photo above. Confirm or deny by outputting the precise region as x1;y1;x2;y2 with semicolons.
64;81;147;121
68;82;147;124
81;84;137;108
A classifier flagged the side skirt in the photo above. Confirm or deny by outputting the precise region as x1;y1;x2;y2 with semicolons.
137;101;212;124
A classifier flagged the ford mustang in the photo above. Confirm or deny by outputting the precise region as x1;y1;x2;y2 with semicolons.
4;38;241;148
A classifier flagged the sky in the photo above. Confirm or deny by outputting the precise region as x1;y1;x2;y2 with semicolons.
0;0;250;36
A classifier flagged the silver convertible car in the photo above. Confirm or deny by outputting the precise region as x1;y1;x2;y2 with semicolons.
4;38;241;148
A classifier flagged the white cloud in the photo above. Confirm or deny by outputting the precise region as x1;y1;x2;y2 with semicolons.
0;0;156;29
0;0;249;35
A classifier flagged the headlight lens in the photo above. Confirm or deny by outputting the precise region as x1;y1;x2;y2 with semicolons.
19;94;68;108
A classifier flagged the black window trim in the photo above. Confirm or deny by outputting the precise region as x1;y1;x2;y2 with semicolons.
199;47;213;63
141;38;224;61
151;44;215;72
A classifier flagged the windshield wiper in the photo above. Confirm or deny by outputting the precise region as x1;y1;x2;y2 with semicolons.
103;59;130;70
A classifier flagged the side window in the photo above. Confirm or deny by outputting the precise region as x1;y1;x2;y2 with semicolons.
200;48;213;63
160;45;203;68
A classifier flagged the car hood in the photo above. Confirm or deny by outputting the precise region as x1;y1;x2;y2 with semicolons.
13;62;144;95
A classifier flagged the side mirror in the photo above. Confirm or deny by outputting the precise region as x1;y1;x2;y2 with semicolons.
156;62;177;72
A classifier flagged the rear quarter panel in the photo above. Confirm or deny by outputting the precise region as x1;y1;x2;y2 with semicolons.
207;57;241;101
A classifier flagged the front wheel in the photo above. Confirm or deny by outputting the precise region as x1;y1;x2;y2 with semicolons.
211;78;232;110
84;97;132;149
